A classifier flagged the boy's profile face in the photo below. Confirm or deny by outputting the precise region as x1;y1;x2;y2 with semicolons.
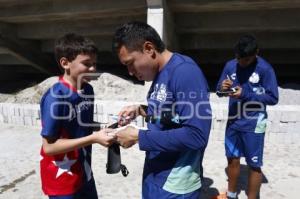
117;44;158;82
61;53;97;85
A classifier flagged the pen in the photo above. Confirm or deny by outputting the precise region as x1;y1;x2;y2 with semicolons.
111;115;131;121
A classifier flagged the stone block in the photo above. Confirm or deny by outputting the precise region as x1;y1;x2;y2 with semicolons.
213;119;227;131
38;110;41;119
277;122;289;133
32;108;40;118
101;114;109;124
266;120;280;133
93;114;98;122
280;111;299;123
96;114;103;123
286;122;300;134
7;105;13;116
96;104;103;115
32;118;40;126
1;115;8;123
24;116;33;126
93;104;97;114
15;107;21;116
214;109;226;120
267;110;282;123
36;119;42;127
0;114;4;123
2;106;8;116
11;116;24;126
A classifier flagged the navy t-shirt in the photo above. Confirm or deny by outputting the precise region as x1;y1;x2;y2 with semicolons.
138;53;212;194
217;56;279;133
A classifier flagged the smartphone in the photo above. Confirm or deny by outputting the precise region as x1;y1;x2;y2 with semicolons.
216;87;237;97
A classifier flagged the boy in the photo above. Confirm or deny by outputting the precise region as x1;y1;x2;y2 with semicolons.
113;21;212;199
40;33;114;199
216;35;278;199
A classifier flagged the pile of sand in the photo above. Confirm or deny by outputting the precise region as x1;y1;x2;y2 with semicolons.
90;73;147;102
0;73;299;105
278;84;300;105
1;77;58;104
0;93;13;103
0;73;147;104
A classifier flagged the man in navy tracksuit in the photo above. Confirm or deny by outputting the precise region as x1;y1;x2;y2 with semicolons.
113;21;212;198
216;35;278;199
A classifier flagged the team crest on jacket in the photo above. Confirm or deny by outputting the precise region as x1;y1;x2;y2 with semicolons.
230;73;236;80
249;72;260;83
150;84;167;102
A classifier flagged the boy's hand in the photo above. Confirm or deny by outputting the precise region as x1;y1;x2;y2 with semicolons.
93;128;116;147
116;126;139;148
117;105;140;126
221;79;233;91
229;86;242;99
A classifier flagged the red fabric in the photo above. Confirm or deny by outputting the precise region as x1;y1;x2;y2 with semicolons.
59;76;78;93
40;129;83;195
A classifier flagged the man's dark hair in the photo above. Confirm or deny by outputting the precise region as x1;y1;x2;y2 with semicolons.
54;33;98;63
113;21;165;53
235;34;258;58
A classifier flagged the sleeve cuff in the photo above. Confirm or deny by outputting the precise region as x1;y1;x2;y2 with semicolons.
240;85;248;100
138;129;150;151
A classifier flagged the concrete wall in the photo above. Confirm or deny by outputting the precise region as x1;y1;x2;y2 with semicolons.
0;101;145;128
1;102;299;136
210;103;300;142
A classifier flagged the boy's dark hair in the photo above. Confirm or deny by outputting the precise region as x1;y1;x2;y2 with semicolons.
54;33;98;63
113;21;165;53
235;34;258;58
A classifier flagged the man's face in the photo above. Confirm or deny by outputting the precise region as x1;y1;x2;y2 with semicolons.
118;45;158;81
68;54;97;84
236;54;256;67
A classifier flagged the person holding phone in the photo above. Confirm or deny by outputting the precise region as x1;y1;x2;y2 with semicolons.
215;35;279;199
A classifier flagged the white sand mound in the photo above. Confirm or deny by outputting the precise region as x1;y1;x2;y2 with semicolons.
1;73;147;104
90;73;146;102
1;73;299;105
278;85;300;105
0;93;13;103
3;77;58;104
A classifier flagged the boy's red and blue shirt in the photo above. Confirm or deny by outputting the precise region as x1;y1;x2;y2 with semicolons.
40;77;94;195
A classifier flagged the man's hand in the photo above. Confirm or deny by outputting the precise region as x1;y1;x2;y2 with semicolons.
221;79;233;91
93;128;116;147
116;126;139;148
118;105;141;126
229;86;242;99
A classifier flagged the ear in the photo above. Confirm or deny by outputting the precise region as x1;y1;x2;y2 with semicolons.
59;57;70;70
143;41;155;55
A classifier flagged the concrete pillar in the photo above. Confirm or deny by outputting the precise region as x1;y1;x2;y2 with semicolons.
147;7;164;39
145;0;179;97
146;0;178;51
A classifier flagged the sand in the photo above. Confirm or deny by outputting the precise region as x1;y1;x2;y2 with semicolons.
1;74;300;105
0;124;299;199
0;73;147;104
0;74;300;198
